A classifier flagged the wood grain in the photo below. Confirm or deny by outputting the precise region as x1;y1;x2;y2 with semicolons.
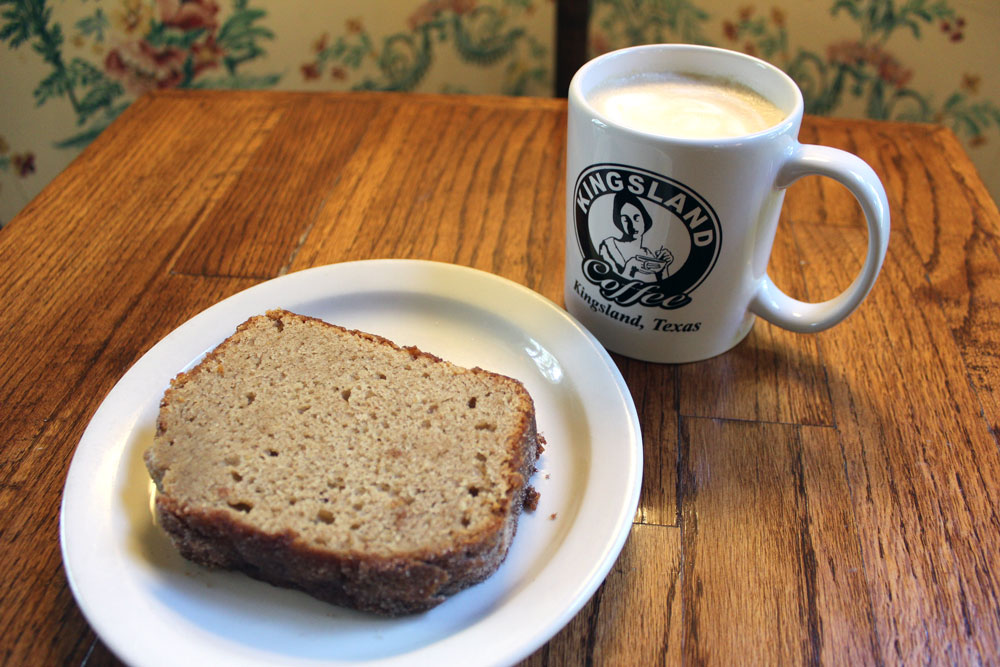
172;94;387;278
901;126;1000;433
679;419;877;664
678;211;836;426
0;273;257;666
2;91;999;665
614;354;679;526
288;94;567;296
521;524;683;666
796;220;1000;664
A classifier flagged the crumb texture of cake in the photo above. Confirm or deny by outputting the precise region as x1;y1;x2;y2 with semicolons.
144;309;540;615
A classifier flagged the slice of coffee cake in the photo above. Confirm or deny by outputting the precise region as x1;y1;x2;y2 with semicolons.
145;309;540;615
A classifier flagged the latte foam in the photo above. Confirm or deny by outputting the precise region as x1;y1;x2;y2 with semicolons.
589;72;786;139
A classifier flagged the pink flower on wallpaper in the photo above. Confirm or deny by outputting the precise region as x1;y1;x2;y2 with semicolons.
301;62;321;80
940;16;965;42
722;20;738;42
877;57;912;89
103;0;223;94
826;40;913;89
191;35;223;71
408;0;476;31
312;33;329;54
12;153;36;178
826;40;866;66
157;0;220;31
961;73;981;94
105;40;187;93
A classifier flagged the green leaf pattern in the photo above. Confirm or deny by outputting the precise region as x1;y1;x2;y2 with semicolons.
589;0;999;147
0;0;280;151
0;0;997;223
302;1;548;96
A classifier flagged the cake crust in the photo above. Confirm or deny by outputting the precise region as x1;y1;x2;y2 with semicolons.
145;309;540;615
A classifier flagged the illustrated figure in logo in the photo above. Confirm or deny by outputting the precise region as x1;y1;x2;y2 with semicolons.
598;191;673;283
573;164;721;310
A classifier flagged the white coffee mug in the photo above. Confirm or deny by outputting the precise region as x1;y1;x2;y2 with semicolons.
564;44;890;363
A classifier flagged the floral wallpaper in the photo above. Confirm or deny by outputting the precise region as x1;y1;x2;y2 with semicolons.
299;1;549;95
588;0;1000;198
1;0;998;226
2;0;280;152
0;0;553;224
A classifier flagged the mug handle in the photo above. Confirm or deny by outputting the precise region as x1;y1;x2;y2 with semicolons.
749;144;890;333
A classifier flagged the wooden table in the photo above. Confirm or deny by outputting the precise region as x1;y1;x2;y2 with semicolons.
3;90;999;665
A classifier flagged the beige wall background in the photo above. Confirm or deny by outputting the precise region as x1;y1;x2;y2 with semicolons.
1;0;997;225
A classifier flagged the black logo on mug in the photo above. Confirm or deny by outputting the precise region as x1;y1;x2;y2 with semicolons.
574;164;721;310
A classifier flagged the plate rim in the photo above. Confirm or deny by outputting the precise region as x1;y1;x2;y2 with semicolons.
60;259;642;666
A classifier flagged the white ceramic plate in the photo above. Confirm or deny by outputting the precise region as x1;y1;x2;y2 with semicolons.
61;260;641;667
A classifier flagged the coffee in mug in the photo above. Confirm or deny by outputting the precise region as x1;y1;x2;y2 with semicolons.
589;72;786;139
564;45;890;364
